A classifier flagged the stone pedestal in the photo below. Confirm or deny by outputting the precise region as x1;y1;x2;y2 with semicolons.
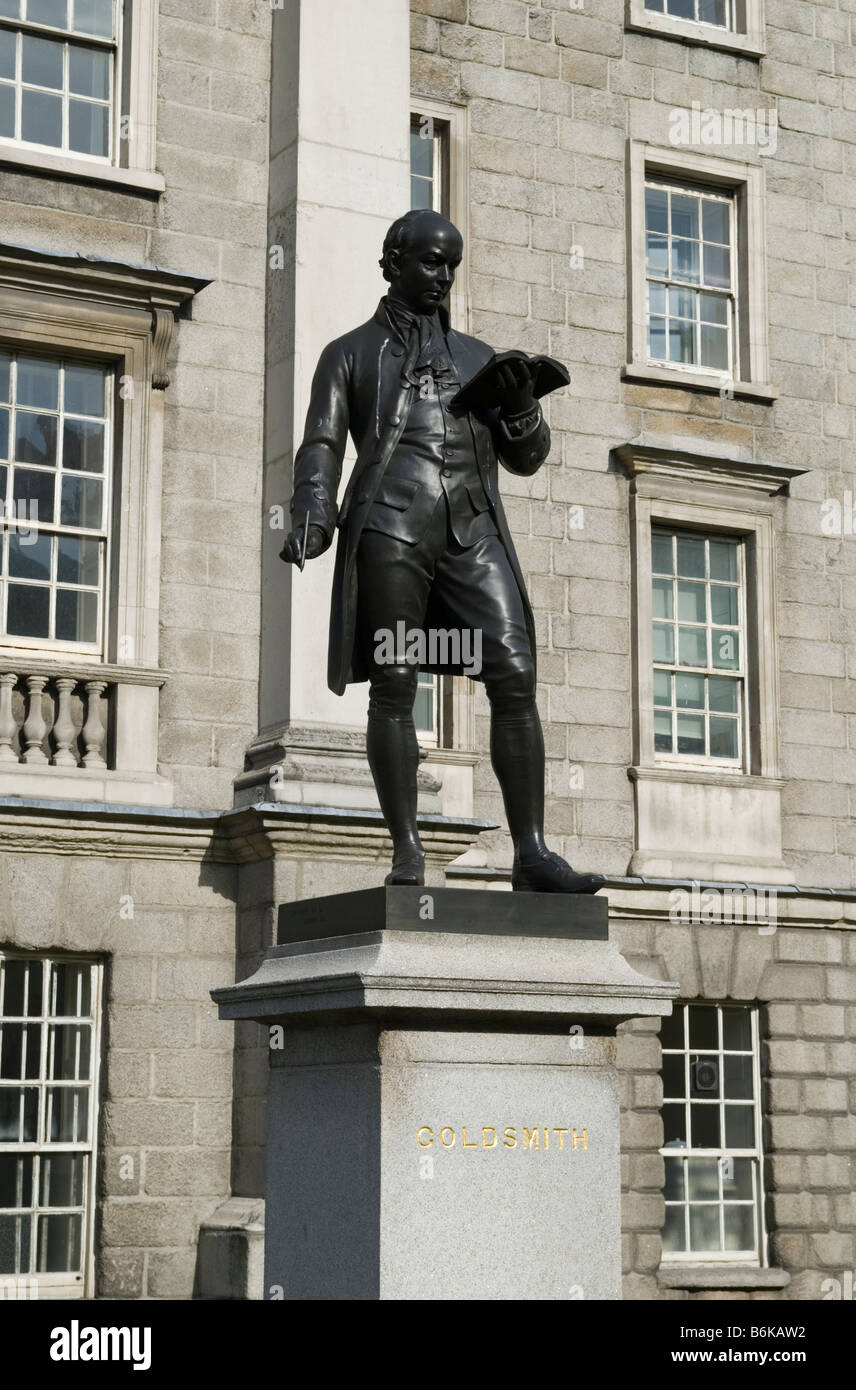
212;888;677;1301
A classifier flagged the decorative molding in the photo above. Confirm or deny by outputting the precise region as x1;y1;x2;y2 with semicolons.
150;308;174;390
0;241;209;318
615;442;807;496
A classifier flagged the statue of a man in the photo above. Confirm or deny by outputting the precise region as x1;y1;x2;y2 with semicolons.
281;209;602;894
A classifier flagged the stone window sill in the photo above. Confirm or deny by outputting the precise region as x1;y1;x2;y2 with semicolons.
626;12;765;59
0;143;165;195
658;1265;791;1290
622;362;776;403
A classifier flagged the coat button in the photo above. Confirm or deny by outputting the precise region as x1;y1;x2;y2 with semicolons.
391;345;404;357
391;415;400;426
441;468;451;478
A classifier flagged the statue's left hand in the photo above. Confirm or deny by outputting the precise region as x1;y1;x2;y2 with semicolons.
497;358;537;416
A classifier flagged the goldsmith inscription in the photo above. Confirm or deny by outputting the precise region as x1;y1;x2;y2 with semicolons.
416;1126;588;1150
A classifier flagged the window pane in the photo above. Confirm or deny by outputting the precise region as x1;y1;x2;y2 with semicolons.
47;1085;88;1142
662;1052;685;1099
17;357;59;410
73;0;113;38
664;1156;685;1201
723;1204;753;1251
59;474;102;527
689;1005;718;1049
712;629;739;669
69;45;109;99
651;532;672;574
676;535;705;578
648;315;666;359
675;673;704;709
722;1008;751;1051
51;963;91;1017
703;243;731;288
0;0;20;19
668;319;694;364
48;1024;91;1081
21;87;62;145
702;199;730;244
724;1054;754;1100
662;1205;685;1252
709;539;737;582
21;35;62;89
687;1158;719;1201
409;176;432;211
654;710;673;752
653;670;671;706
0;1022;41;1079
662;1103;686;1148
709;676;738;713
645;185;668;234
63;418;104;471
0;408;9;458
677;580;705;623
37;1212;82;1272
700;323;728;370
671;193;699;240
709;715;738;759
0;82;13;139
0;1087;37;1142
15;412;58;467
40;1153;85;1207
667;0;695;20
69;98;109;157
0;1154;33;1208
64;363;105;417
13;465;56;521
691;1054;720;1099
1;960;43;1016
0;1213;31;1274
672;238;699;284
646;234;668;275
690;1103;719;1147
723;1157;753;1200
9;530;50;581
710;584;737;626
410;126;433;177
724;1104;754;1148
668;286;695;321
700;291;728;326
661;1005;684;1049
689;1203;720;1252
652;576;673;619
0;28;14;79
678;626;706;666
652;623;674;664
677;713;704;755
55;587;98;642
57;534;99;586
7;582;50;637
27;0;66;22
648;281;666;315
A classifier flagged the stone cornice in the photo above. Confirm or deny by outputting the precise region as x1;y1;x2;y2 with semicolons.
614;442;807;495
0;240;210;314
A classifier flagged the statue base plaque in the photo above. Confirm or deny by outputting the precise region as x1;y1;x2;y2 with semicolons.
212;887;677;1301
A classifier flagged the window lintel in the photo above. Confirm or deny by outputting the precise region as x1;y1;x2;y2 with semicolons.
615;442;807;498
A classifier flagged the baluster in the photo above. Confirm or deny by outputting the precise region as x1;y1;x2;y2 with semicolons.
0;673;18;762
22;675;48;763
51;678;78;767
81;681;108;767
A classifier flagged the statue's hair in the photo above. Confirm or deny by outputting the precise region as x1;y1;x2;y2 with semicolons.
378;210;458;282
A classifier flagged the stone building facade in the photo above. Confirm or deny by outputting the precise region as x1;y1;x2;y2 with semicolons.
0;0;853;1301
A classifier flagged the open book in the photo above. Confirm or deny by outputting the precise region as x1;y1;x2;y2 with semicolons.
450;350;570;415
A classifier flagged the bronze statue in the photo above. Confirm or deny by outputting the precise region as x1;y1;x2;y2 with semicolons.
281;210;603;894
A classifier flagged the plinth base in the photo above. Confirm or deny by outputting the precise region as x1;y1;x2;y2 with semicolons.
213;888;677;1301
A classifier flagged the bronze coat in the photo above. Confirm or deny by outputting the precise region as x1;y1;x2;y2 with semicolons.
290;302;551;695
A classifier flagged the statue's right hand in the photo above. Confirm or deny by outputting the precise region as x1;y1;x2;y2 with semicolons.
279;523;329;565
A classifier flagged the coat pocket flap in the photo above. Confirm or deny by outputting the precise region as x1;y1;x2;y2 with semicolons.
362;476;421;510
465;482;491;513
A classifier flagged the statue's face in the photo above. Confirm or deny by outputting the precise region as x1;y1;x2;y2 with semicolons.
388;223;463;314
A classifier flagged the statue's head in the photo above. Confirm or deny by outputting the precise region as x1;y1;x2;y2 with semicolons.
379;210;463;314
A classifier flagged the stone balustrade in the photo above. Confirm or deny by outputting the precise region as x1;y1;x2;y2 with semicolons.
0;666;111;769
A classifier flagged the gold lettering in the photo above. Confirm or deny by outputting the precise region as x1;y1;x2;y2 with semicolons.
482;1127;497;1149
462;1127;477;1149
503;1127;517;1149
417;1126;434;1148
554;1128;569;1150
522;1127;539;1150
543;1127;549;1149
440;1127;455;1148
572;1128;588;1150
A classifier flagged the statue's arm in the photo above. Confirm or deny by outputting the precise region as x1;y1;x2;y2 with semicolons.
288;341;351;547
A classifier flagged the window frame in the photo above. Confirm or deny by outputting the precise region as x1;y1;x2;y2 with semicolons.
0;950;103;1299
0;0;162;193
626;0;766;58
660;1001;768;1267
626;141;774;402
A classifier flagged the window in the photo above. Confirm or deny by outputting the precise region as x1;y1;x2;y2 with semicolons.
660;1002;765;1263
0;0;116;159
0;0;161;191
626;0;766;56
626;143;773;402
651;528;744;766
410;111;445;214
1;350;111;652
0;953;102;1296
645;182;734;377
